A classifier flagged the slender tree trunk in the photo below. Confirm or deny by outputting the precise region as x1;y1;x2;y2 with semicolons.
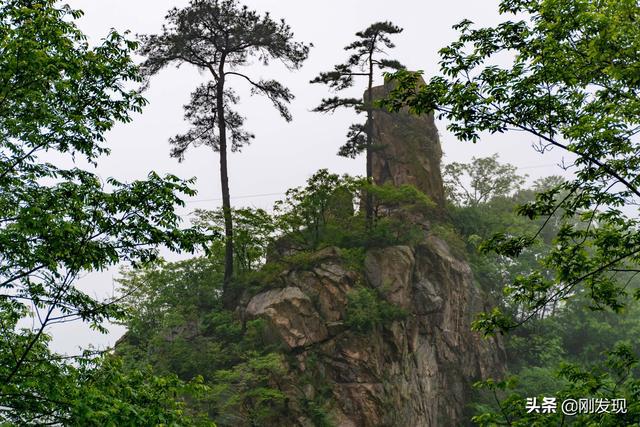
216;64;235;309
365;48;375;227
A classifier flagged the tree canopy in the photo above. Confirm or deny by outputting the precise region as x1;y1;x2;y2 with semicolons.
381;0;640;424
443;154;527;207
0;0;209;423
383;0;640;335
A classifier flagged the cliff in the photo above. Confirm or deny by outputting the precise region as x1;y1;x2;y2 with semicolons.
242;81;505;426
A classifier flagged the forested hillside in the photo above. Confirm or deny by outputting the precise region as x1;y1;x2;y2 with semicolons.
1;0;640;426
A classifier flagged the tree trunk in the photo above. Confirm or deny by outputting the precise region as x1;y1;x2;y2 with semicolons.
216;67;235;309
365;48;375;227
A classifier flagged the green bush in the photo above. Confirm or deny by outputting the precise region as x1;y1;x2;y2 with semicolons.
273;169;431;252
345;287;407;333
339;247;367;272
117;258;288;425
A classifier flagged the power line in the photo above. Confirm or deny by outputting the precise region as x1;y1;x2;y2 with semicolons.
184;191;285;204
519;163;563;170
182;163;563;205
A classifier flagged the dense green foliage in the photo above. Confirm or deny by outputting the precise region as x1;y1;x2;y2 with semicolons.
67;358;212;427
441;156;640;425
344;287;407;333
0;1;211;423
384;0;640;335
117;256;287;426
272;169;433;252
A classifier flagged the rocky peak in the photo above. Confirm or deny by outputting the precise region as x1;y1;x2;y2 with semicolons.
369;79;446;207
243;82;504;426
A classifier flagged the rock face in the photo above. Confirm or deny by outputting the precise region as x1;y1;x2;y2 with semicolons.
246;287;329;348
369;80;446;208
244;81;504;426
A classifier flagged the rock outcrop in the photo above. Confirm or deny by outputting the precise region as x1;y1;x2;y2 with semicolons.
369;82;446;208
243;81;504;426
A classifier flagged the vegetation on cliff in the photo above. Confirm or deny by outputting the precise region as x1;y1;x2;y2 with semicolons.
443;158;640;425
2;0;640;425
115;169;434;424
114;154;640;426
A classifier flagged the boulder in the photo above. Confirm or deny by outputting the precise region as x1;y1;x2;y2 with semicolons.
246;286;328;349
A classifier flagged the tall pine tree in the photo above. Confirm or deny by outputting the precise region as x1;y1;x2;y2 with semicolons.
311;22;404;224
140;0;310;306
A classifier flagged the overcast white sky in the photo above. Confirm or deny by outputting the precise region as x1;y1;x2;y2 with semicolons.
50;0;571;354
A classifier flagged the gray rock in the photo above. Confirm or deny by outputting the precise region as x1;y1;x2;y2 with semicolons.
364;245;414;308
246;287;328;349
369;78;446;207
